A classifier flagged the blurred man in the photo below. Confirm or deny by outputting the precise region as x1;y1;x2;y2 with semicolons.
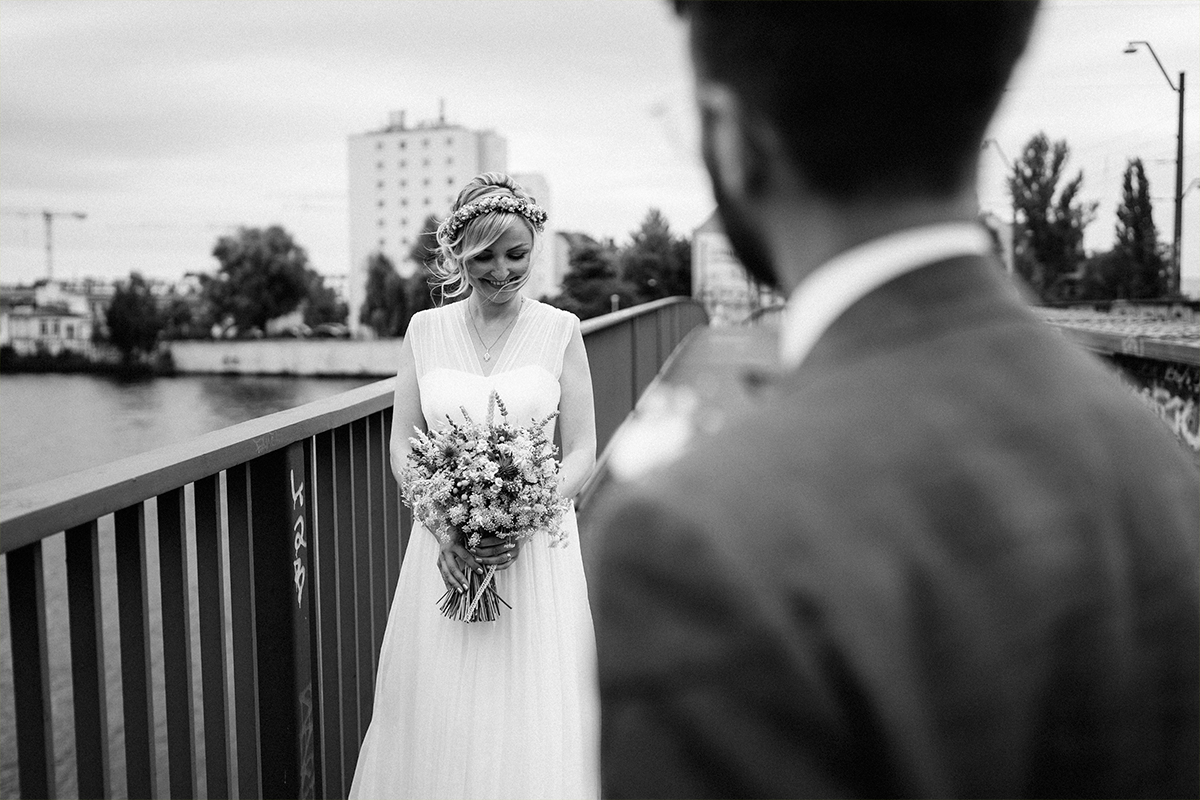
591;2;1200;797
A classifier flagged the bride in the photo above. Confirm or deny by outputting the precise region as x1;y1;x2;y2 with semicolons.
349;173;600;799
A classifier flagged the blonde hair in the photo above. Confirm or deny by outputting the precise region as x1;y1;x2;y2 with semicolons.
429;172;543;301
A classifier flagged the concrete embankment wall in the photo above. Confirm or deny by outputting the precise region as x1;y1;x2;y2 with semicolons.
169;339;402;377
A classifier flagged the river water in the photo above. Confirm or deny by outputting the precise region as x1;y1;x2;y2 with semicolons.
0;373;380;493
0;373;380;799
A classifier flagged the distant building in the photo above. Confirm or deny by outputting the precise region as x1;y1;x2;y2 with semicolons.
691;211;781;325
0;280;105;356
347;107;508;334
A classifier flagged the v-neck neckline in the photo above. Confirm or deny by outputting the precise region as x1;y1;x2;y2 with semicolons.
462;297;527;378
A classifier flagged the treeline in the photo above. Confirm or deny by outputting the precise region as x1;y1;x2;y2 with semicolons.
98;207;693;366
101;226;347;366
1005;131;1178;303
357;208;692;338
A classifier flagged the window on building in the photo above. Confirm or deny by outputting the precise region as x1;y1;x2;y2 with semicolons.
424;197;431;205
52;321;60;335
447;157;454;165
378;218;385;227
400;141;407;149
401;218;408;226
65;324;74;339
422;158;430;167
400;180;407;188
377;199;385;207
40;321;48;336
377;161;384;169
377;180;384;189
423;178;430;186
401;198;408;206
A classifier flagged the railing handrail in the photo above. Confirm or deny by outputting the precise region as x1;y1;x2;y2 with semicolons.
578;296;703;335
0;377;395;553
0;296;708;555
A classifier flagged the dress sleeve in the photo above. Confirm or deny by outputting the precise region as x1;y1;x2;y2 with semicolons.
407;310;427;379
551;309;581;379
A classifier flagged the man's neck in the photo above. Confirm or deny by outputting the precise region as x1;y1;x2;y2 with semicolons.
764;191;980;296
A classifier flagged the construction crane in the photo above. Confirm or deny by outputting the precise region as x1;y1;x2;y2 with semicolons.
0;207;87;281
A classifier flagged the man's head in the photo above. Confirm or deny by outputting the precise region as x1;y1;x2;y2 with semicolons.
676;1;1040;289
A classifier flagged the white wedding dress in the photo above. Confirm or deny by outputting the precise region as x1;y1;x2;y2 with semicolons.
349;298;600;800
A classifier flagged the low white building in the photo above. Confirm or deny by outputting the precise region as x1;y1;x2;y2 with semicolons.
0;285;97;356
691;211;781;325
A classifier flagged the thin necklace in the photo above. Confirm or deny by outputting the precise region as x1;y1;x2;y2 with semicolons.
468;298;523;362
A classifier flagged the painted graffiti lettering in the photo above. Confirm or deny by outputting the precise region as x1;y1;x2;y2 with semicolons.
293;557;306;604
289;467;307;608
1120;336;1144;357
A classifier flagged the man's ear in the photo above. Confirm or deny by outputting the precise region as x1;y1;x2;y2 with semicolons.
695;83;777;201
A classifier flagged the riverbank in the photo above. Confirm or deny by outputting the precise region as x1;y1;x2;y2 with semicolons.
168;338;400;377
0;340;402;378
0;345;171;377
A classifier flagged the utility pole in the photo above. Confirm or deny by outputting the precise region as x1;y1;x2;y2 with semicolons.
1;207;87;281
1124;41;1185;296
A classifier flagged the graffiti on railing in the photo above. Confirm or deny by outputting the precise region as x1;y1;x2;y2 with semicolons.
1109;355;1200;454
291;468;308;607
255;430;283;454
299;680;316;799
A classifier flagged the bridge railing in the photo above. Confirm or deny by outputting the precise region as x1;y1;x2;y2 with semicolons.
0;297;707;800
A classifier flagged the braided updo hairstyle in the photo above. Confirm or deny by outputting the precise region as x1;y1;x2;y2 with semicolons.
430;172;543;301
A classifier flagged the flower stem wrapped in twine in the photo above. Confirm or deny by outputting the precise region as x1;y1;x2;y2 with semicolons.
437;564;510;623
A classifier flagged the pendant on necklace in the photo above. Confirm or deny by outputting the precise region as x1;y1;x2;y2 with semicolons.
484;352;491;361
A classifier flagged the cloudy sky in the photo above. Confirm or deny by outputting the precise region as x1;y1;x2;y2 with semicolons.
2;0;1198;294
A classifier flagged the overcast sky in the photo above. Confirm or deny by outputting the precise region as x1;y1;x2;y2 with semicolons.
1;0;1197;294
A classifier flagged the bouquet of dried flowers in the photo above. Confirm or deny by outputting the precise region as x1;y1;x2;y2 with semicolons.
401;391;569;622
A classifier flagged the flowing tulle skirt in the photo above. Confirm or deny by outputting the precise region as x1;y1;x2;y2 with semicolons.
349;506;600;799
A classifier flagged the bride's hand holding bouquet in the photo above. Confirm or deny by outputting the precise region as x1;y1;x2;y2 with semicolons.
402;390;570;623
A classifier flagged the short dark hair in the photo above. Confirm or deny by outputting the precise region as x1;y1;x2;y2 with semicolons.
677;1;1040;201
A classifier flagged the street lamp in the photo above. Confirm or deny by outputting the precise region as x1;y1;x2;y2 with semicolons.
1124;40;1185;297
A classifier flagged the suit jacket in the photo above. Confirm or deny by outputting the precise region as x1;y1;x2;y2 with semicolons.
590;255;1200;798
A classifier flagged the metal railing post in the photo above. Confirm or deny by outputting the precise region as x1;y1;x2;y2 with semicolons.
248;442;319;798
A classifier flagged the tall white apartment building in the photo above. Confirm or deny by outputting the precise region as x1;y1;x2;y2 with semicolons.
347;109;507;333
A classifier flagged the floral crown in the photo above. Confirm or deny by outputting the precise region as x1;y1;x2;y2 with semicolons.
437;194;548;243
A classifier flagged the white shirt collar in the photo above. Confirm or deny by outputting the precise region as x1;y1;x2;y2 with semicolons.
779;222;994;370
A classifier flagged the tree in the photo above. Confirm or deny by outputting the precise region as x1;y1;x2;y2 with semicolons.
303;272;349;327
1008;132;1098;302
203;226;312;332
404;213;445;318
160;290;202;340
552;237;637;319
105;272;164;363
408;214;442;274
1114;158;1169;299
359;252;408;337
619;209;692;302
